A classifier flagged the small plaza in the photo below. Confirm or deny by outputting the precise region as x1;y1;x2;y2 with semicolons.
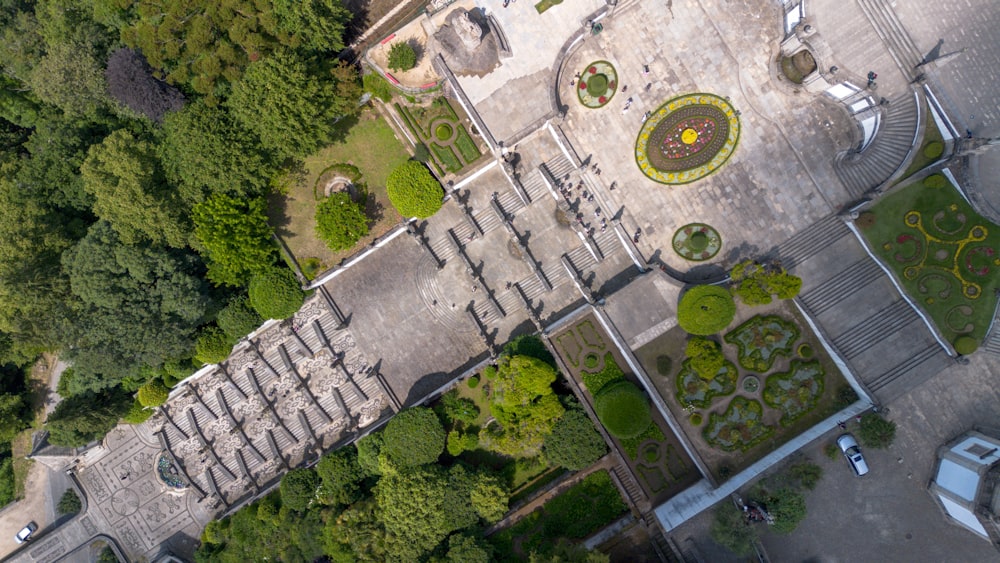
7;0;1000;561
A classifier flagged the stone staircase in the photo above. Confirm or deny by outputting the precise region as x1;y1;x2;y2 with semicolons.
541;154;577;186
831;299;919;359
780;215;851;269
833;90;921;199
856;0;924;79
866;344;952;401
981;303;1000;356
799;258;885;316
520;169;551;201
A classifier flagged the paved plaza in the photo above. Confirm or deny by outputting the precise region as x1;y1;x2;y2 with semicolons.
7;0;1000;561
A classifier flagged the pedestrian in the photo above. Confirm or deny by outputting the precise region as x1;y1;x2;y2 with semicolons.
595;168;601;176
622;85;628;93
642;64;650;76
609;181;616;190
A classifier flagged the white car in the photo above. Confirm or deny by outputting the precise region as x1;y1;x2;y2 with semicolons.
837;434;870;476
14;522;36;544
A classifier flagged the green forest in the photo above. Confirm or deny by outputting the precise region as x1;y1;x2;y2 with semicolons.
0;0;369;457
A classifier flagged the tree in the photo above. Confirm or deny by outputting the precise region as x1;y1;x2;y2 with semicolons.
192;195;277;287
315;192;369;251
315;447;365;507
382;407;445;467
248;268;304;320
57;489;82;514
270;0;353;53
355;431;384;476
280;468;320;511
385;161;443;219
0;393;26;443
730;260;802;306
593;380;651;439
677;285;736;335
228;49;359;159
27;40;109;118
122;399;153;424
438;389;480;426
160;100;276;202
544;410;606;470
137;379;169;408
216;295;263;341
859;412;896;449
194;326;233;365
487;355;565;457
0;457;13;506
685;337;725;380
80;129;190;248
387;42;417;71
789;461;822;490
710;502;757;556
503;334;556;367
468;470;509;523
46;388;132;447
766;487;806;534
104;48;184;122
446;533;492;563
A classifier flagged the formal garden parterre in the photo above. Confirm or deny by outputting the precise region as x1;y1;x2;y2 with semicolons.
673;223;722;261
635;93;741;185
576;60;618;109
635;299;853;481
395;96;483;175
858;174;1000;351
553;316;700;503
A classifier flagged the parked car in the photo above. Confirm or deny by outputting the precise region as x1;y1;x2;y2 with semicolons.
837;433;870;476
14;522;37;544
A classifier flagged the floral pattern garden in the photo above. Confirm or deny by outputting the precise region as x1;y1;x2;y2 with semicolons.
576;60;618;108
859;174;1000;349
673;223;722;261
635;93;740;185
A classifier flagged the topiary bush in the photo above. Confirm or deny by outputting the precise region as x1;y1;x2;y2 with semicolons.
923;141;944;159
122;399;153;424
689;412;703;426
797;343;814;359
248;267;305;320
593;380;652;439
387;42;417;71
137;379;169;407
382;407;446;467
467;376;480;388
194;326;233;365
954;335;978;355
677;285;736;335
386;160;443;219
216;295;263;341
316;192;369;251
544;410;607;470
686;337;725;380
858;412;896;449
924;173;947;189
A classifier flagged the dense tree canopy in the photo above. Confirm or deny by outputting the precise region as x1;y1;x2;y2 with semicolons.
487;355;565;457
315;447;365;507
544;410;607;470
381;406;446;468
46;387;132;447
280;467;321;511
105;48;185;122
248;268;304;320
316;192;369;251
192;194;277;287
216;295;262;341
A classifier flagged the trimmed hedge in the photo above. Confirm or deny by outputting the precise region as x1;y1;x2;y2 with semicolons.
138;379;169;408
593;380;651;439
954;335;978;355
382;407;446;467
315;192;369;251
248;268;304;320
923;141;944;159
924;173;947;189
386;160;443;219
194;326;233;365
678;285;736;335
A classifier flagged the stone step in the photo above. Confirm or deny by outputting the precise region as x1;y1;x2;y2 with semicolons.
541;259;568;288
497;190;525;216
833;300;917;359
857;0;923;74
517;275;547;301
800;258;884;316
543;154;577;182
780;215;850;269
566;244;597;273
867;344;945;392
520;171;550;201
474;206;503;233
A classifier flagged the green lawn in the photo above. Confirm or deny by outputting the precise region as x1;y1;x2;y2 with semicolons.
860;178;1000;344
898;100;946;180
268;111;410;275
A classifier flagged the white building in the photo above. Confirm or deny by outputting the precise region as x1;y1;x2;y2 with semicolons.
929;429;1000;549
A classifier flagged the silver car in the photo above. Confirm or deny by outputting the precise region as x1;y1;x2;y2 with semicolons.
837;434;869;476
14;522;36;544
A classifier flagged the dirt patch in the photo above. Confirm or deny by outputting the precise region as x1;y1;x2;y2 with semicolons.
367;17;440;88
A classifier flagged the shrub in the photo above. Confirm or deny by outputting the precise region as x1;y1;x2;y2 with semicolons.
855;211;876;229
789;462;822;490
248;268;304;320
137;379;169;408
729;260;802;305
835;385;859;408
656;355;673;376
593;380;651;439
544;410;607;470
216;295;262;341
386;161;443;219
502;334;556;367
710;502;757;556
194;326;233;365
797;343;814;359
677;285;736;335
57;489;82;514
387;42;417;71
583;354;599;369
924;173;947;189
859;412;896;449
280;468;320;511
767;487;806;534
686;337;725;380
581;352;624;394
439;390;479;425
382;407;446;467
923;141;944;159
690;412;703;426
467;376;480;388
122;399;153;424
316;192;369;251
824;443;839;460
954;335;979;355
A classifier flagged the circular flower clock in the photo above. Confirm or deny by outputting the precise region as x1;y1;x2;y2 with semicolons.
635;93;741;184
577;61;618;108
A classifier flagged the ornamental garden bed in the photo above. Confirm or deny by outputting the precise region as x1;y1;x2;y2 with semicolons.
394;97;483;175
576;60;618;109
634;299;851;482
552;315;699;504
858;176;1000;350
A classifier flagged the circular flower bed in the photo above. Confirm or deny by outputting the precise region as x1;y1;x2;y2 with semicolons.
742;375;760;393
673;223;722;261
635;93;741;184
577;61;618;109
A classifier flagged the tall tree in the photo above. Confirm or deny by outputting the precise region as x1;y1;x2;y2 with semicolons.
227;49;359;159
192;194;277;287
45;387;132;446
81;129;191;247
105;48;185;122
